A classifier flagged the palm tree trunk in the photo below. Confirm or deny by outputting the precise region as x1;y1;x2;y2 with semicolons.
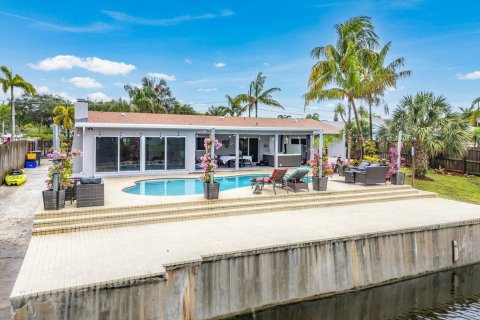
2;119;4;135
10;86;15;142
347;104;352;160
255;101;258;118
369;102;373;141
349;98;364;158
248;106;251;117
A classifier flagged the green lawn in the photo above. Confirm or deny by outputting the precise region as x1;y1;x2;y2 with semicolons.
401;168;480;205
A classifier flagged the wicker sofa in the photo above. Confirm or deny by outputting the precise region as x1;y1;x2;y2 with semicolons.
76;178;105;207
353;166;389;185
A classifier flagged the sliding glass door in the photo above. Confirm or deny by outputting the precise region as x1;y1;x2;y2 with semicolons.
166;137;185;170
96;137;118;172
120;137;141;171
145;137;165;170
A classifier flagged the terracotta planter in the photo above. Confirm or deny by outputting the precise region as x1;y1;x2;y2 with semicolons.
203;181;220;200
391;172;405;185
42;189;66;210
312;176;328;191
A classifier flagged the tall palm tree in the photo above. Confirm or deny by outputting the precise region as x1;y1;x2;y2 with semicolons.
391;92;470;178
53;105;75;139
0;66;36;141
305;17;379;157
306;113;320;121
0;104;10;135
363;42;411;140
225;95;244;116
238;72;283;117
469;97;480;127
205;105;229;116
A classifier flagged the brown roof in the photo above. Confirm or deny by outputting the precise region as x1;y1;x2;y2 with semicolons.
87;111;340;133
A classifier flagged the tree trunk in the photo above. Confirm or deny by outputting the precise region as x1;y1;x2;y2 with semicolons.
2;119;4;135
347;104;352;160
415;146;429;178
248;105;251;117
255;101;258;118
349;98;364;158
10;86;15;142
369;102;373;141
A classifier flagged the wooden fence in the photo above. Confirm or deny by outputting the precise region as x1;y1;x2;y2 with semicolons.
431;148;480;176
0;140;35;183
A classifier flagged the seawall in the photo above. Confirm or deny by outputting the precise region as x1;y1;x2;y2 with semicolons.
11;220;480;320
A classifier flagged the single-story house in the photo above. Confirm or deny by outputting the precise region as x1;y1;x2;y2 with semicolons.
72;100;342;177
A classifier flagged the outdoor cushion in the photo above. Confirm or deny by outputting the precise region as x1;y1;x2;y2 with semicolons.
358;162;370;170
250;177;271;183
80;177;102;184
284;167;310;180
369;163;381;167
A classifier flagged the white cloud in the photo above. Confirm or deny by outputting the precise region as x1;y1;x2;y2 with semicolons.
457;71;480;80
196;88;218;92
29;55;136;75
184;59;192;64
263;62;270;66
214;62;226;68
147;73;176;81
102;9;234;27
113;82;125;87
67;76;103;88
386;86;405;93
87;92;112;101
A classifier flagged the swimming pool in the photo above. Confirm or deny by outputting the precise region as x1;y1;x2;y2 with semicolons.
123;174;266;196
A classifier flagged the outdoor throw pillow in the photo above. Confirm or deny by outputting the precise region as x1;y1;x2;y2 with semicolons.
80;177;102;184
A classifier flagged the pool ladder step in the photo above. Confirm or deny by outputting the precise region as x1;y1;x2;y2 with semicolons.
33;187;436;235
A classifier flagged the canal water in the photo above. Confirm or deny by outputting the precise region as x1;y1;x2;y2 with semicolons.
231;263;480;320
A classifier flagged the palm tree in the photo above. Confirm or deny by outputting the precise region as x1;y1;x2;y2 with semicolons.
0;104;10;135
225;95;244;116
205;105;229;116
238;72;283;117
53;105;75;139
0;66;36;141
363;42;411;140
390;92;470;179
469;97;480;127
277;114;291;119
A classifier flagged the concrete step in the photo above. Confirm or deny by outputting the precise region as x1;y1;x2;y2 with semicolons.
32;190;436;235
35;185;414;220
33;188;421;228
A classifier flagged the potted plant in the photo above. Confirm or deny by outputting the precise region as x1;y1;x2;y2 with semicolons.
338;159;350;176
43;147;81;210
309;152;332;191
387;146;405;185
200;136;222;199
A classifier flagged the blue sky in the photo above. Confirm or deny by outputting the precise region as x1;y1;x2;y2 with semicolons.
0;0;479;119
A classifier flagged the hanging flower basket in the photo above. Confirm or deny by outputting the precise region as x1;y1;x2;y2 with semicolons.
42;189;66;210
203;181;220;200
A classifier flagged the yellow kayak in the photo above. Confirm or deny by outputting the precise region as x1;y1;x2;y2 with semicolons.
5;169;27;186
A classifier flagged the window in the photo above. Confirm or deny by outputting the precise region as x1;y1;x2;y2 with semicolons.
291;138;300;145
120;137;141;171
196;137;206;150
301;138;307;145
166;137;185;170
145;137;165;170
96;137;118;172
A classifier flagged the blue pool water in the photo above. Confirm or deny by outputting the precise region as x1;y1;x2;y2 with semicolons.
123;174;268;196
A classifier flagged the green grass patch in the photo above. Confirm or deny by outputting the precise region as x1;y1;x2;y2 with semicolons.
402;168;480;205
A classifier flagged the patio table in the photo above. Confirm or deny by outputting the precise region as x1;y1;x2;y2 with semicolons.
220;155;252;164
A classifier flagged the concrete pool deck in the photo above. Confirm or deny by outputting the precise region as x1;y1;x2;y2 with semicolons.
12;197;480;301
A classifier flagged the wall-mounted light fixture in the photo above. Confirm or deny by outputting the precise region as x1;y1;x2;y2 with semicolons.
119;131;123;139
98;131;102;138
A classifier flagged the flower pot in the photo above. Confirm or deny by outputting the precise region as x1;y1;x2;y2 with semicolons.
312;176;328;191
42;189;66;210
203;181;220;200
391;172;405;185
338;166;345;176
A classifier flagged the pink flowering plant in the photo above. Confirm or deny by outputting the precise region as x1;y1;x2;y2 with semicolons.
45;147;82;190
199;136;222;183
308;152;333;177
386;146;404;179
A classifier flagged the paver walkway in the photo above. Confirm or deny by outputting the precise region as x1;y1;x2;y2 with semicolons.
11;197;480;300
0;164;47;320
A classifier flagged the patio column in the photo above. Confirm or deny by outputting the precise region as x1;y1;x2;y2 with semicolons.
318;130;324;176
274;134;279;167
235;133;240;171
309;134;314;160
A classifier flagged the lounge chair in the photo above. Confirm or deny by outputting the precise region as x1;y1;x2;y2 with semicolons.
344;162;370;183
250;168;288;195
77;178;104;207
284;167;310;192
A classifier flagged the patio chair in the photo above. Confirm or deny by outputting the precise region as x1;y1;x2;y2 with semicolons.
352;165;390;185
76;178;105;207
284;167;310;192
250;168;288;195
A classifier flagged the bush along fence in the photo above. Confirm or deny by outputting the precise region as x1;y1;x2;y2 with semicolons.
0;140;35;183
431;148;480;176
